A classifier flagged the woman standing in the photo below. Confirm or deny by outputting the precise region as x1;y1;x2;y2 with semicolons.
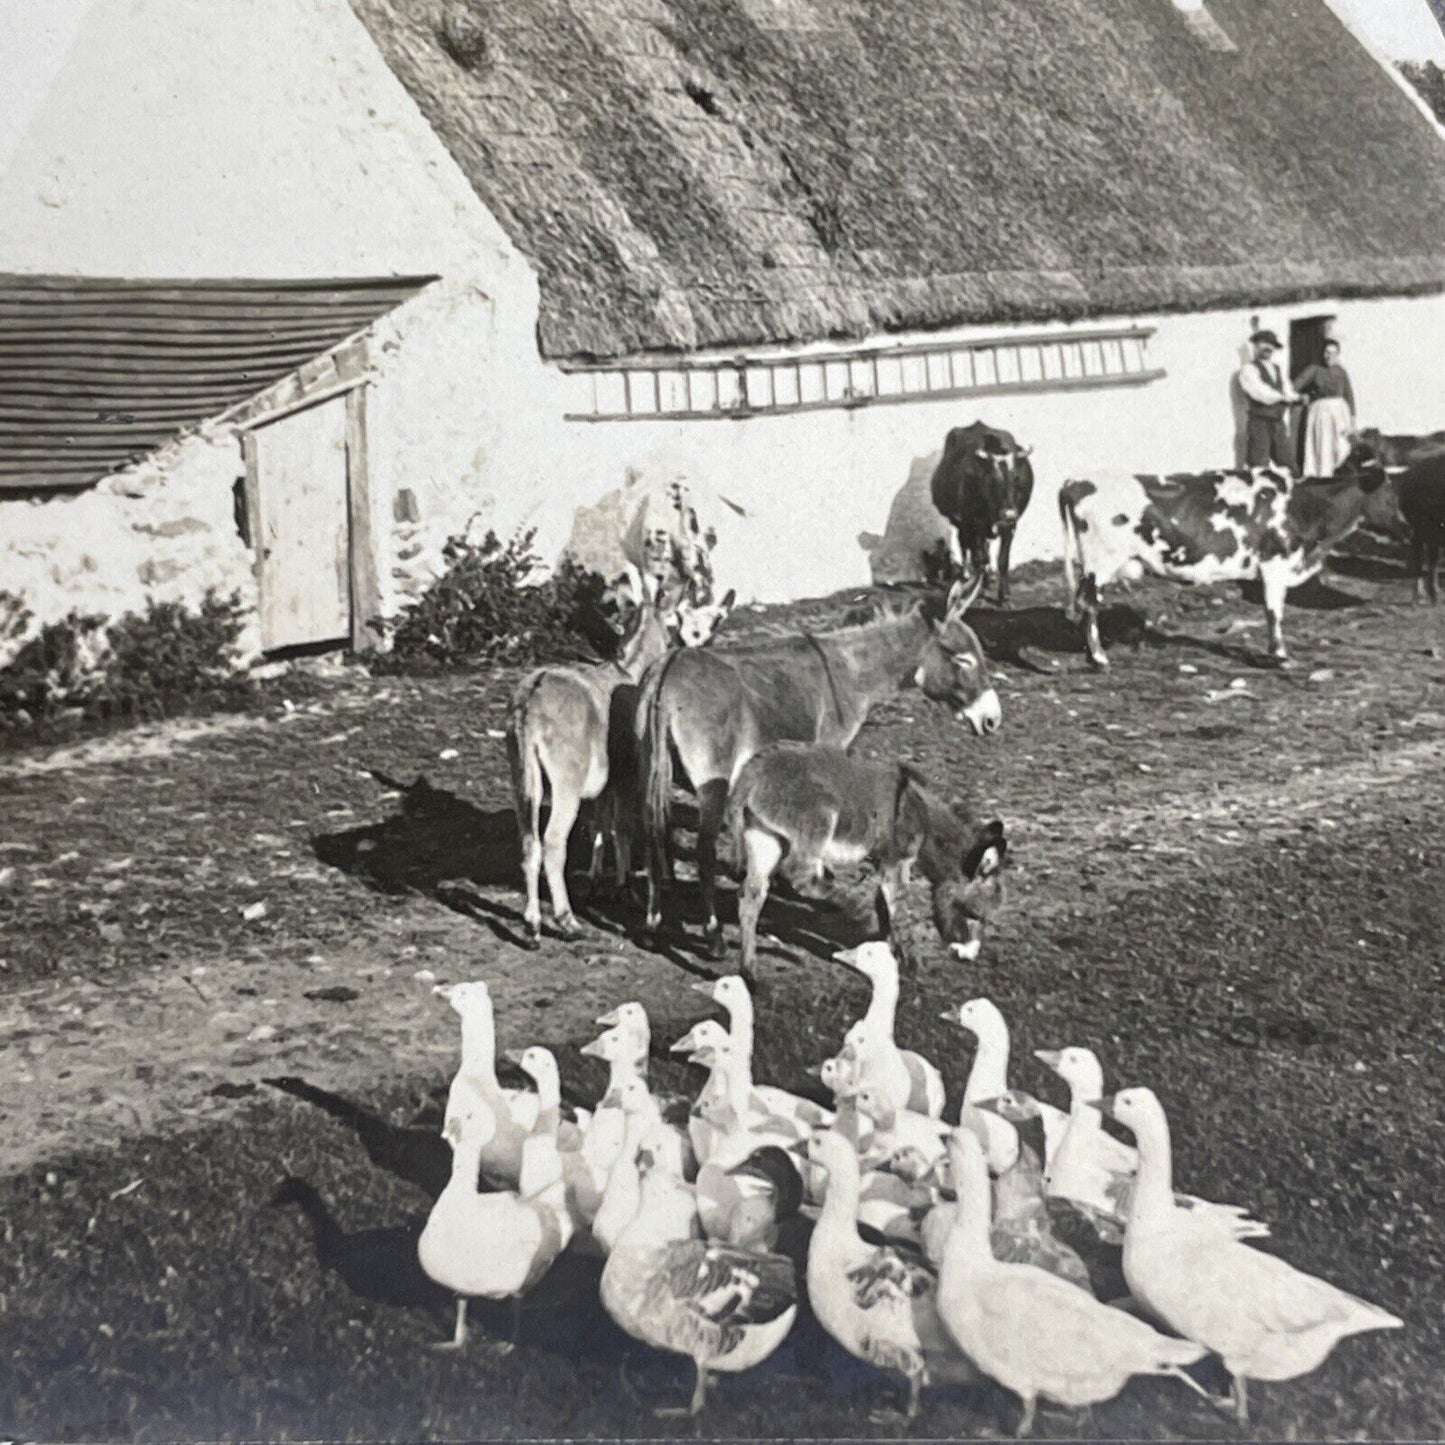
1293;339;1356;476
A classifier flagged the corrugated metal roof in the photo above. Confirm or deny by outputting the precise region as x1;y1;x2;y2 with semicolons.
0;275;433;491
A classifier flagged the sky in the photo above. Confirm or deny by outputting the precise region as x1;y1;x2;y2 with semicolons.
0;0;1442;174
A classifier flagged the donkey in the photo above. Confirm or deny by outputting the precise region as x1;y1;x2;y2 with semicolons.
635;576;1001;958
506;581;732;946
725;744;1008;981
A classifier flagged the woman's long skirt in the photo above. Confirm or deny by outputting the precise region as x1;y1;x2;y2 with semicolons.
1303;397;1354;477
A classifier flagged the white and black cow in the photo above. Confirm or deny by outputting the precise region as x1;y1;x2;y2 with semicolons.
619;476;745;609
1058;445;1393;667
929;420;1035;606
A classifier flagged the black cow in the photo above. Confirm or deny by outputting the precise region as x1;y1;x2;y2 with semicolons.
1353;429;1445;603
930;421;1035;606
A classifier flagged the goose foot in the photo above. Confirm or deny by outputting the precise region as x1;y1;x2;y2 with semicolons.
430;1298;468;1350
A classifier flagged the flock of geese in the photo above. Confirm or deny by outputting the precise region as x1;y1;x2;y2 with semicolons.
417;943;1401;1433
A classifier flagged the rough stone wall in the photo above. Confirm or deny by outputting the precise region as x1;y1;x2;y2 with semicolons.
0;429;259;668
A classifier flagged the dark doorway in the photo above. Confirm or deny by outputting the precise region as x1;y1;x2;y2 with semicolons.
1289;315;1335;470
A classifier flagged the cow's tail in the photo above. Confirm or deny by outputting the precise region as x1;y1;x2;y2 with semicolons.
1058;481;1086;617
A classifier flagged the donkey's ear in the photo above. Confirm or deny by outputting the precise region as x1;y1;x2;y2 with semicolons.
963;821;1007;879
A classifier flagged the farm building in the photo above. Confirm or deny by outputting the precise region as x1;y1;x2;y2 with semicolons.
5;0;1445;664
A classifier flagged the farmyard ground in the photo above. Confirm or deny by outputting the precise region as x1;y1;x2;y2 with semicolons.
1;548;1443;1441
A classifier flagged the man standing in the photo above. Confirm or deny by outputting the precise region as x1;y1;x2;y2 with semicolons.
1237;329;1299;471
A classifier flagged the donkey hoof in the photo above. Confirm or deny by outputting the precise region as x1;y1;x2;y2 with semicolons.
704;929;728;962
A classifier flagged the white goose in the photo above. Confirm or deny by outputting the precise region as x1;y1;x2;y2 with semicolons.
417;1096;574;1351
600;1100;796;1417
1104;1087;1402;1425
1036;1046;1270;1240
591;1077;696;1255
836;943;946;1118
942;997;1068;1174
691;975;835;1128
596;1001;651;1074
506;1046;606;1230
435;981;532;1185
806;1129;977;1422
577;1024;653;1185
935;1128;1209;1437
684;1037;812;1171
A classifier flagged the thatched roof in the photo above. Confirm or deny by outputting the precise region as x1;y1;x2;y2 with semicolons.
351;0;1445;360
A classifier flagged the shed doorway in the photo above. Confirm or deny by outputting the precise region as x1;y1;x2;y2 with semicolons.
241;386;377;655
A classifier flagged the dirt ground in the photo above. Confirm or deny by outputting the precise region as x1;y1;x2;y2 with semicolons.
2;544;1443;1441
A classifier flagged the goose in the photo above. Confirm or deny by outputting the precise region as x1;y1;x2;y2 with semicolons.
596;1001;651;1074
506;1046;605;1229
806;1128;977;1422
685;1040;812;1171
417;1096;574;1351
852;1082;951;1171
435;981;532;1185
689;975;835;1128
942;997;1068;1174
935;1128;1209;1437
600;1119;797;1417
836;943;946;1118
1102;1087;1402;1425
971;1092;1105;1294
577;1025;650;1183
592;1077;697;1255
1036;1046;1270;1241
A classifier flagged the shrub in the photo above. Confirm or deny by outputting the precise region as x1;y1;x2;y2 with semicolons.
379;527;617;672
0;590;250;725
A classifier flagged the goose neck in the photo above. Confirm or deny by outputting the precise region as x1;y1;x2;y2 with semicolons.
962;1029;1009;1104
458;1010;497;1080
1129;1115;1176;1221
726;996;755;1063
862;970;899;1038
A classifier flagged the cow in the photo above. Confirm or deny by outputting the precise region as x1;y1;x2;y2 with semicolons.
724;743;1008;982
1351;429;1445;603
929;421;1035;606
620;475;746;608
1058;445;1394;668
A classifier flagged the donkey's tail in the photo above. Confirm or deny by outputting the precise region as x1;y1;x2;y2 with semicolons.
505;674;547;849
638;654;680;860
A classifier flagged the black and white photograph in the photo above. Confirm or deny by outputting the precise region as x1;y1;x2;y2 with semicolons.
2;0;1444;1438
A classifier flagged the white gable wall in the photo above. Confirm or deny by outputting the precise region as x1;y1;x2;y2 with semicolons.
0;0;515;277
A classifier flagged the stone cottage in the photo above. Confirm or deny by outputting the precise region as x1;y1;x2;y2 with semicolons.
5;0;1445;664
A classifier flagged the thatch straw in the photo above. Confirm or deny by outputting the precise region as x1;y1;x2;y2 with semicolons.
351;0;1445;361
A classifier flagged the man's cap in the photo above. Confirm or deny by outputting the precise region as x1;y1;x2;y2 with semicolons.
1250;329;1283;348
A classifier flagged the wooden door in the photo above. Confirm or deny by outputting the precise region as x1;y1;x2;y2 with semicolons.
249;397;352;651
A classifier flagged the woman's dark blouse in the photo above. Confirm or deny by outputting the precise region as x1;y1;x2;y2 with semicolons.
1293;362;1355;412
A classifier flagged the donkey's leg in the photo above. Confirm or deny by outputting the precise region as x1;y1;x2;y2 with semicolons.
695;778;732;960
509;735;547;948
540;747;593;938
1411;534;1427;603
738;828;782;984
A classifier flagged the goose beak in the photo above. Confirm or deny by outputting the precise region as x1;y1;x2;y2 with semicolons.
804;1063;823;1079
1033;1049;1062;1072
690;981;720;1001
669;1027;700;1054
598;1089;621;1109
832;947;861;969
970;1095;1006;1118
1091;1095;1116;1119
596;1008;620;1027
578;1037;605;1060
502;1048;527;1068
939;1008;961;1025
